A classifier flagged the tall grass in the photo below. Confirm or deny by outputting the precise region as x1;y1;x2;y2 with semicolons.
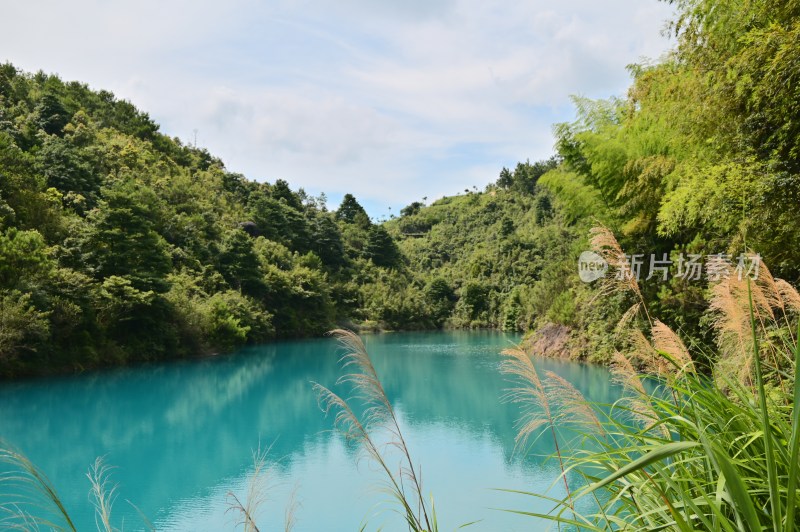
500;347;603;513
1;446;155;531
87;457;118;532
314;329;437;532
526;337;800;530
226;443;299;532
0;441;294;531
0;444;77;531
501;228;800;530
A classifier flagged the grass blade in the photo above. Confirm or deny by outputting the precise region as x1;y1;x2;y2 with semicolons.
706;439;763;531
586;441;699;492
784;320;800;532
748;281;781;531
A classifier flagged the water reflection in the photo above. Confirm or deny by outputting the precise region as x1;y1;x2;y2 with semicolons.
0;331;620;530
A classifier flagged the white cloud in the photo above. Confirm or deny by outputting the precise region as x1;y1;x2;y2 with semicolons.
1;0;675;215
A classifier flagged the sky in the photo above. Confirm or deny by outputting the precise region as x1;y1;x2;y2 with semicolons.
2;0;675;218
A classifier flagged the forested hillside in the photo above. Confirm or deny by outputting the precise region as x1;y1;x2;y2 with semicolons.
3;0;800;376
383;159;572;330
534;0;800;362
388;0;800;364
0;66;419;375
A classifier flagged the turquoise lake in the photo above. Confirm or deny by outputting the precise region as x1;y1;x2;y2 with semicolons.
0;331;621;531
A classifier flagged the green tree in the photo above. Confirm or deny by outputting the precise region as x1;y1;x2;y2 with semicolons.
0;291;50;365
496;167;513;188
37;135;100;200
216;229;265;298
35;90;70;136
424;277;456;326
400;201;424;217
271;178;303;210
311;214;346;268
499;217;515;238
364;225;401;268
534;193;553;225
83;180;172;293
336;193;371;228
510;158;558;195
250;192;311;252
0;228;53;289
95;275;178;361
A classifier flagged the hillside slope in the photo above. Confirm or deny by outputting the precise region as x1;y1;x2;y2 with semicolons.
0;65;420;375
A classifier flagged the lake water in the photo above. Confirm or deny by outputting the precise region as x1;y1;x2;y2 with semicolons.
0;331;620;531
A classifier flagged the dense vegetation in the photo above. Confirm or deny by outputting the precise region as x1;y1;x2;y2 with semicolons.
0;65;419;375
0;61;601;376
381;0;800;363
530;0;800;360
3;0;800;381
385;158;571;331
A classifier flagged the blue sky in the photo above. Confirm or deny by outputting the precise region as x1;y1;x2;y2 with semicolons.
3;0;675;218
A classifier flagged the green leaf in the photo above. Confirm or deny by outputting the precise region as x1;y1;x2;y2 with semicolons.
784;320;800;532
709;444;763;531
586;441;700;492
